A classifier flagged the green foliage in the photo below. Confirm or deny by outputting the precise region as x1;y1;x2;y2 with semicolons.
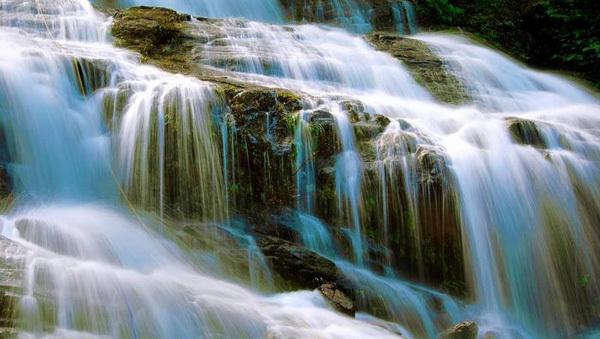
283;112;300;132
424;0;464;24
309;122;325;138
579;274;589;288
531;0;600;88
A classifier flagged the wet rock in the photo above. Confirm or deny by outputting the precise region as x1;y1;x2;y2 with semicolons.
505;117;547;148
341;100;367;123
71;57;116;96
309;110;340;160
176;221;272;286
441;321;479;339
354;121;385;142
373;114;391;129
253;209;301;242
366;32;469;105
318;283;355;316
279;0;397;31
223;87;302;217
0;130;13;212
257;236;354;296
112;6;191;57
416;146;447;185
0;236;26;331
108;6;469;297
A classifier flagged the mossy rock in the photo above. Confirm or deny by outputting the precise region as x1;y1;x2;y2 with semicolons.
441;321;479;339
505;117;547;149
112;6;191;57
366;32;469;105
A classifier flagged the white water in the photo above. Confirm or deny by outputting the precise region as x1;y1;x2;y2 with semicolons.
418;34;600;335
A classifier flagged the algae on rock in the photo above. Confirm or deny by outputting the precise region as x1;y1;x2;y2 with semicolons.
366;32;469;105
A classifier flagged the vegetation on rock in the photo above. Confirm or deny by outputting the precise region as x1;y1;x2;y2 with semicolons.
366;31;469;105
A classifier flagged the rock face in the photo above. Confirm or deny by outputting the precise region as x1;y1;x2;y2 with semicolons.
112;6;191;57
279;0;397;31
440;321;479;339
318;283;355;316
0;236;25;336
257;236;345;289
223;88;302;216
505;117;547;149
366;32;469;105
108;5;467;299
0;128;13;212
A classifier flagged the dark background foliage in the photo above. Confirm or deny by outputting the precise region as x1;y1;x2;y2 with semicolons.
412;0;600;89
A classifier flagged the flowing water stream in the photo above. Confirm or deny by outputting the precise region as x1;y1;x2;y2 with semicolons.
1;0;599;338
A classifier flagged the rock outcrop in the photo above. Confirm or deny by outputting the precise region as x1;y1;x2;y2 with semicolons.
366;32;469;105
279;0;398;31
108;5;467;300
112;6;191;57
0;236;25;336
440;320;479;339
318;283;355;316
504;117;547;149
257;236;349;291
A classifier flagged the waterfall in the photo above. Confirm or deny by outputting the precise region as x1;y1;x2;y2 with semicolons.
1;0;600;337
0;2;114;202
417;33;600;335
0;0;426;337
392;1;418;35
92;0;285;23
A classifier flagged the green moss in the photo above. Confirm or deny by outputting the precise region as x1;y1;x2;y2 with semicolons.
366;32;469;105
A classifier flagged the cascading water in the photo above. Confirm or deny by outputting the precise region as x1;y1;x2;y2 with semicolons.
392;1;418;35
93;0;285;23
0;0;434;337
414;33;600;335
282;0;373;33
1;0;599;337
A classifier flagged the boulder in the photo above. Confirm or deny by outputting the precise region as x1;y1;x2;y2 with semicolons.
112;6;191;57
440;321;479;339
257;236;354;297
416;146;447;185
318;283;355;316
505;117;547;148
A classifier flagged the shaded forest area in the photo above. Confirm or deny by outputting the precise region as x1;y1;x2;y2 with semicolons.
414;0;600;89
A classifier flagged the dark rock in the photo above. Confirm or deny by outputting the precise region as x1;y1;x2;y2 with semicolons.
0;129;13;212
416;146;447;185
366;32;469;105
279;0;397;31
309;110;340;160
505;117;547;148
441;321;479;339
223;88;302;218
318;283;355;316
107;5;469;299
253;209;301;242
257;236;354;297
